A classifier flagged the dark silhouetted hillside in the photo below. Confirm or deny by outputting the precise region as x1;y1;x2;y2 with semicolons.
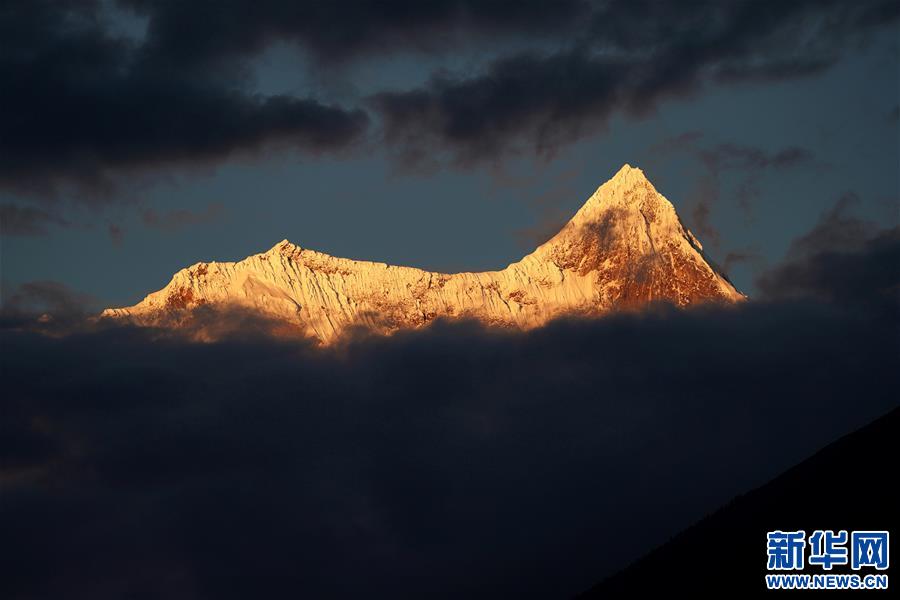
579;406;899;597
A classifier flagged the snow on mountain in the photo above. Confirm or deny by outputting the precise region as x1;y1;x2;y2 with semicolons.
102;165;744;342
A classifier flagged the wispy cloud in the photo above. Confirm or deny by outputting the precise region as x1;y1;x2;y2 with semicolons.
141;202;225;232
650;132;821;245
0;204;70;236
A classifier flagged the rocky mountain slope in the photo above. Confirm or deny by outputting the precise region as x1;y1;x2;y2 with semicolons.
102;165;744;342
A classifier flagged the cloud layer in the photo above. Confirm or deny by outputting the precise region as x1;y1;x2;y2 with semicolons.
371;0;897;167
0;1;368;200
2;216;898;598
0;204;71;236
2;0;896;199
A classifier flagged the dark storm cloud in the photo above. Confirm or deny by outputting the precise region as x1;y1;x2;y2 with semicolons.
141;202;225;231
124;0;590;65
0;204;71;236
3;1;896;197
759;226;900;308
371;0;898;167
371;50;629;168
784;192;879;259
2;219;898;599
758;195;900;308
0;1;369;200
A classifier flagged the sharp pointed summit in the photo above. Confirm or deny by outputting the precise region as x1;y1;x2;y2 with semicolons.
612;162;644;181
103;165;744;343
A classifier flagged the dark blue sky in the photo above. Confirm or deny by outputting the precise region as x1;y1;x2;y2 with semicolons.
1;1;897;309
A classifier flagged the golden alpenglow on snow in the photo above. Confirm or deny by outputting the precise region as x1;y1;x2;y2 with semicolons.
103;165;744;342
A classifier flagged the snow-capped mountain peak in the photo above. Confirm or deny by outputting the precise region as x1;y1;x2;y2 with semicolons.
102;165;743;342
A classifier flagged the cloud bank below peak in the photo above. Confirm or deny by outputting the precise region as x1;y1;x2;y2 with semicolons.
2;206;898;599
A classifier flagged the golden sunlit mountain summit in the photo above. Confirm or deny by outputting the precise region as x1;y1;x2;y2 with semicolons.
103;165;743;342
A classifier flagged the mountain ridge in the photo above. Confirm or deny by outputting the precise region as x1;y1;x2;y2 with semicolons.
102;165;744;343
